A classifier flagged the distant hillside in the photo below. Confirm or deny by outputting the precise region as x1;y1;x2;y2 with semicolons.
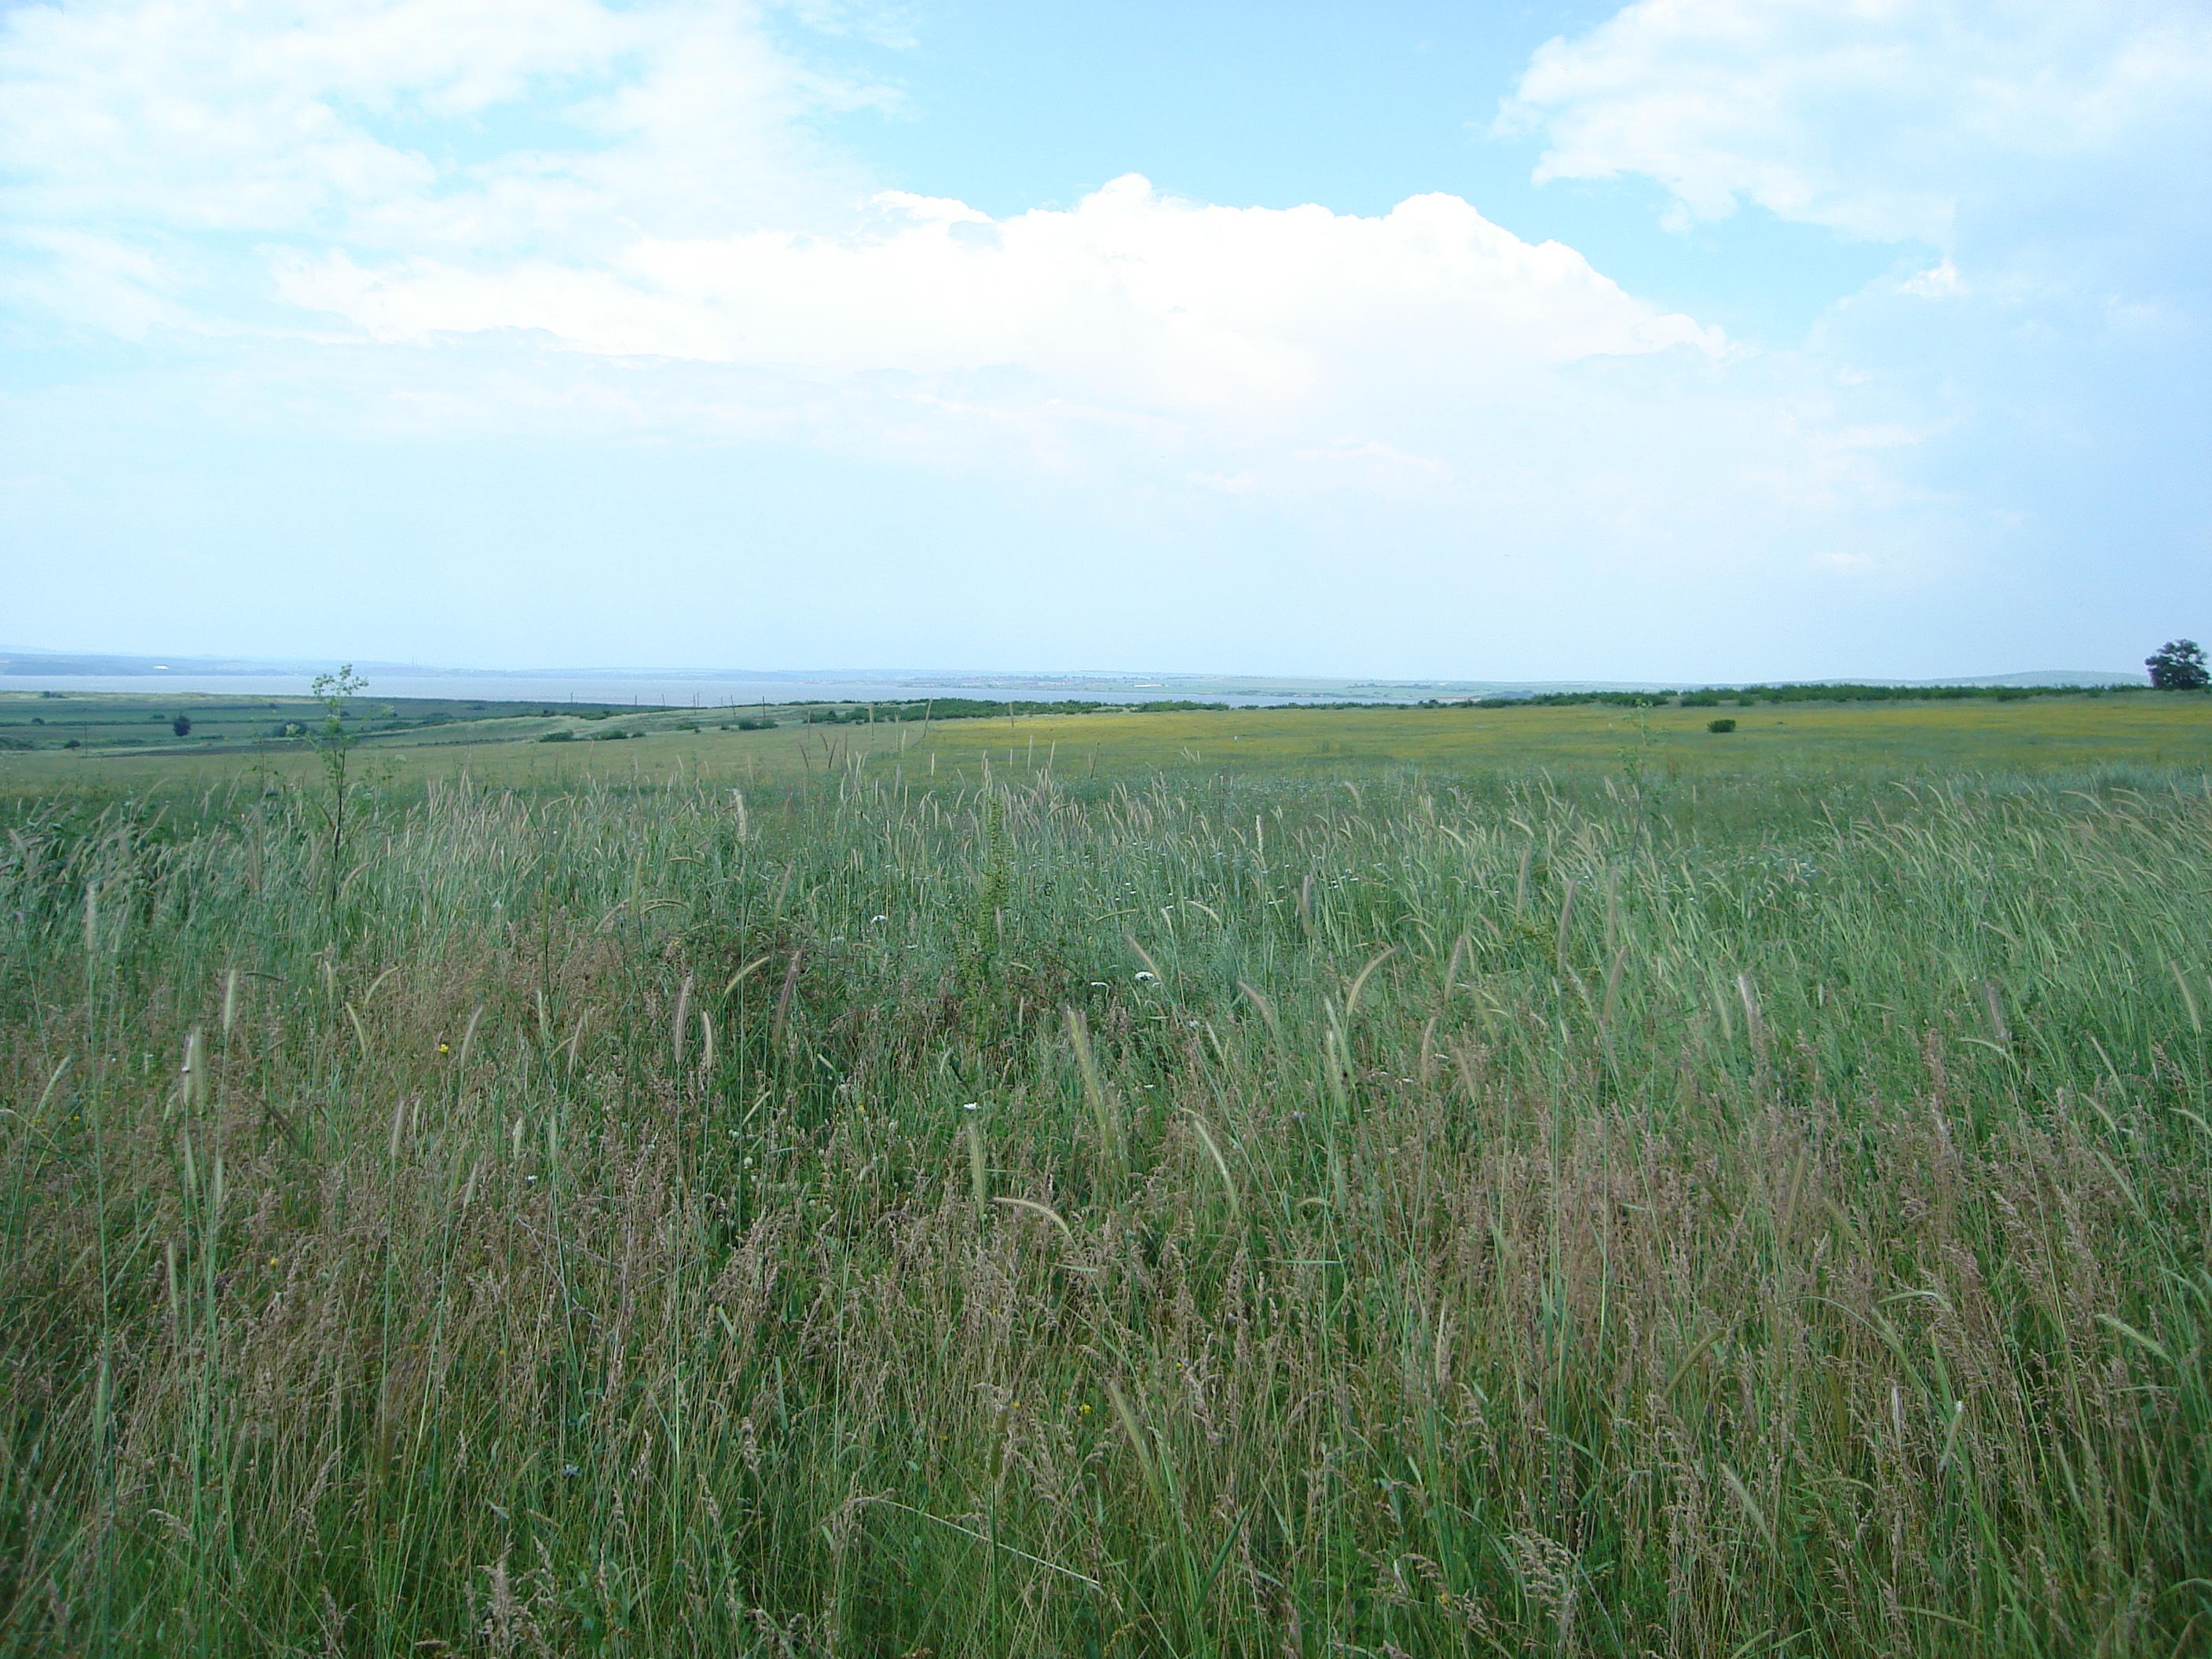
1919;670;2137;687
0;650;419;679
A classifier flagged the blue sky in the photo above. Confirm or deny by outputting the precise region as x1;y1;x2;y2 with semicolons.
2;0;2206;680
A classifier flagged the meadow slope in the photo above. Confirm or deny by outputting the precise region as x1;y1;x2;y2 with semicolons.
2;703;2209;1655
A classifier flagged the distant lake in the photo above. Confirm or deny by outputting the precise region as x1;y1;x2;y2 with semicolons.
1;669;1484;708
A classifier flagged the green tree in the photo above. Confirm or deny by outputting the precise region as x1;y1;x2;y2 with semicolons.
2146;639;2209;690
170;713;192;738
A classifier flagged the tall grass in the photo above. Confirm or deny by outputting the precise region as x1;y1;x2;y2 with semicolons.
2;762;2208;1655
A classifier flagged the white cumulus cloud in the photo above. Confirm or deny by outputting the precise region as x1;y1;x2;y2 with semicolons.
0;0;1965;617
0;0;1755;501
1500;0;2212;247
0;0;881;263
271;176;1726;435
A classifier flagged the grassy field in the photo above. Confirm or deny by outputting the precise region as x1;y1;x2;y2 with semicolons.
6;687;2210;797
2;696;2210;1655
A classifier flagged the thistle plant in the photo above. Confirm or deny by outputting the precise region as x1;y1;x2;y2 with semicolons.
304;663;367;916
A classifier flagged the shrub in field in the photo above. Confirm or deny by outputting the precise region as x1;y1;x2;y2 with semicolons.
1707;716;1738;732
170;713;191;737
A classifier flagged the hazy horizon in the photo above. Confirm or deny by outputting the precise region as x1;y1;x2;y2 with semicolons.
0;644;2148;706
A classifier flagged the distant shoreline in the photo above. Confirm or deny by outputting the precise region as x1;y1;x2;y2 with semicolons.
0;652;2138;708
